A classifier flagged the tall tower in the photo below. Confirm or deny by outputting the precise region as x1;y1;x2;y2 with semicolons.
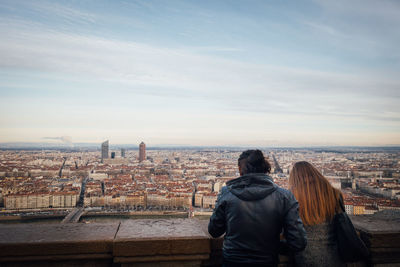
139;142;146;162
121;148;126;158
101;140;109;160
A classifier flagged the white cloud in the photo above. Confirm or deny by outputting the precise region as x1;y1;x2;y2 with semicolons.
0;7;399;145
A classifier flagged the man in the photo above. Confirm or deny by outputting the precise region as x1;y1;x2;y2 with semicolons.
208;150;307;266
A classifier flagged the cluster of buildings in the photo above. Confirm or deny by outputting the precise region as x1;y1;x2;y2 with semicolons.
270;149;400;215
85;142;238;210
1;144;399;216
0;151;82;210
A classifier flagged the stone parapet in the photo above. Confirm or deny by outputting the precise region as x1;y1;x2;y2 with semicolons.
0;222;119;267
114;219;210;266
351;212;400;266
0;215;398;266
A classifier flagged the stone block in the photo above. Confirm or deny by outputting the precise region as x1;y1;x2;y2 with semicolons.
114;219;210;265
0;223;120;258
352;212;400;265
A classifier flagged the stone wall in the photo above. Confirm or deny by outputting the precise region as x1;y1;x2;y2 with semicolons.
0;213;399;267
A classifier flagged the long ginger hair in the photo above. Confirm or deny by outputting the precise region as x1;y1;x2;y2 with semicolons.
289;161;342;226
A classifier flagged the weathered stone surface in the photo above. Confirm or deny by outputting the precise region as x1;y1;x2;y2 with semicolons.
196;219;223;267
369;247;400;261
352;213;400;249
0;258;113;267
352;213;400;235
0;215;399;266
114;219;210;257
352;212;400;265
120;260;203;267
115;254;209;263
0;222;120;257
196;219;223;249
116;219;207;239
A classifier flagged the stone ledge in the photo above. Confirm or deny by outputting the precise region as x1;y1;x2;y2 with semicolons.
0;216;398;266
114;219;210;266
0;254;112;262
114;238;210;256
0;223;120;257
114;254;210;263
352;212;400;265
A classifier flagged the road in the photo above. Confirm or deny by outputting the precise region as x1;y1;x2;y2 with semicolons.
61;177;88;223
272;154;283;173
76;177;89;207
61;207;84;223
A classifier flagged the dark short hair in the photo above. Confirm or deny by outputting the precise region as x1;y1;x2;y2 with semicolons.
238;149;271;174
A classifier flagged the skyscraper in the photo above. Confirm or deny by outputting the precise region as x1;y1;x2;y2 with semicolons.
121;148;126;158
139;142;146;162
111;152;115;159
101;140;109;160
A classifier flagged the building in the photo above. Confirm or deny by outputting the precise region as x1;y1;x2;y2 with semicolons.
202;193;218;209
121;148;126;158
111;152;115;159
101;140;109;160
345;204;354;215
139;142;146;162
194;192;204;207
354;205;365;215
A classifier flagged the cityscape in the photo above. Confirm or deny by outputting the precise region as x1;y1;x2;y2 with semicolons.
0;1;399;265
1;141;399;224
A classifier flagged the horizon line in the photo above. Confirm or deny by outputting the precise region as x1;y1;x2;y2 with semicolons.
1;141;400;149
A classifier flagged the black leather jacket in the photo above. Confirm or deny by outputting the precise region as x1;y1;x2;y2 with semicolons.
208;173;307;265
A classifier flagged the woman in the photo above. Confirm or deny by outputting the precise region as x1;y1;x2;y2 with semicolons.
289;161;345;267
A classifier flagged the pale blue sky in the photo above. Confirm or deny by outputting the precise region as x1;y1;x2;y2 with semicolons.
0;0;399;146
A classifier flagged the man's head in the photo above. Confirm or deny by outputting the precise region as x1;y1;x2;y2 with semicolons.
238;149;271;176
